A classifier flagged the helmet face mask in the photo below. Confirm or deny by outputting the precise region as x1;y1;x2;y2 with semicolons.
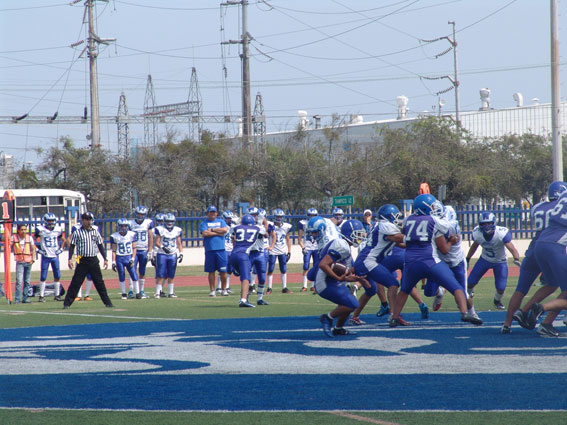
333;208;344;222
43;213;57;230
273;208;284;224
479;212;496;238
117;218;130;235
155;213;164;226
135;206;148;224
222;210;233;224
164;213;175;230
307;216;327;243
413;194;438;215
378;204;402;227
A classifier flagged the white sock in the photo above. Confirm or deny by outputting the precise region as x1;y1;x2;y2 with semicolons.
468;306;477;315
139;279;145;292
240;298;247;303
40;281;46;297
250;274;257;286
282;273;287;288
437;287;444;297
216;276;221;290
119;281;126;294
77;287;83;298
129;277;133;291
54;282;60;296
495;292;503;302
268;274;273;289
226;275;231;289
156;284;163;295
85;279;93;296
302;275;308;288
133;280;140;294
169;283;174;295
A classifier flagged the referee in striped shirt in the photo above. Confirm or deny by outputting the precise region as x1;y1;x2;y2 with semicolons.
63;211;113;309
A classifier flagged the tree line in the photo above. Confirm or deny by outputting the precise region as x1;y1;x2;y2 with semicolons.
15;117;562;216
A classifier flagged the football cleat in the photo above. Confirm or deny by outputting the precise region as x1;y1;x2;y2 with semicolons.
74;297;82;302
332;327;356;336
249;284;256;294
376;304;390;317
493;299;506;310
128;291;134;299
154;293;160;299
239;300;256;308
139;292;148;299
121;293;127;300
226;289;233;295
266;288;272;295
257;299;270;306
500;325;511;334
83;296;93;301
527;303;545;329
461;312;483;325
388;317;400;328
536;323;565;338
53;295;63;302
168;293;178;298
300;287;307;292
160;290;166;298
433;291;444;311
135;293;142;299
209;290;216;297
348;317;366;326
320;314;334;337
215;288;222;294
419;303;429;319
397;315;411;326
38;296;45;303
513;309;529;328
282;287;292;294
221;290;229;296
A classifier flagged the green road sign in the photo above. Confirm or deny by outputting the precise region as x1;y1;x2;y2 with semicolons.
332;195;354;206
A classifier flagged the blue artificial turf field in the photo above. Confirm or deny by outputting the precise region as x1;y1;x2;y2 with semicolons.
1;312;566;411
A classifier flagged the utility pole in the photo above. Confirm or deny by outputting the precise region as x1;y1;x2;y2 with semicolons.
85;0;115;149
448;21;460;128
221;0;252;151
551;0;563;180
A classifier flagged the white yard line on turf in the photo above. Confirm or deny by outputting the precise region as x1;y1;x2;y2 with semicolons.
331;412;402;425
0;309;187;321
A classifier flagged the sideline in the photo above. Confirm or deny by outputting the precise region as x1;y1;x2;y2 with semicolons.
331;412;402;425
0;309;187;321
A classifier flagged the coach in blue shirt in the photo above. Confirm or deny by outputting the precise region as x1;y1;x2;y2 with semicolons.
200;205;228;297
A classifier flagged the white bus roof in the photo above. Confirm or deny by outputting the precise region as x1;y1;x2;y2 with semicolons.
1;189;85;199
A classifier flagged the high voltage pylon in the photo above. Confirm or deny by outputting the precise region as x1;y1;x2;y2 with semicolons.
188;67;203;141
117;92;129;158
143;74;158;148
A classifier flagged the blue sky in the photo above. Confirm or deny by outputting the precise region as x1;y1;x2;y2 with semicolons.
0;0;563;167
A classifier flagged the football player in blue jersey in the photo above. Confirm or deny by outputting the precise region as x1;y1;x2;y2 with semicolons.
129;205;154;299
298;208;319;292
230;214;263;307
111;218;140;299
465;212;521;310
315;219;370;337
509;181;567;336
389;194;483;327
267;209;293;294
35;213;65;302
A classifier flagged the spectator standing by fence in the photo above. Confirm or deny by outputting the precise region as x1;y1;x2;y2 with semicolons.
200;206;228;296
11;224;36;304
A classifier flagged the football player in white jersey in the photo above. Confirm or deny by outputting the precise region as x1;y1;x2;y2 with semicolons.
466;212;521;310
64;213;99;301
129;205;154;299
267;209;293;294
331;207;345;230
248;207;273;295
154;213;183;298
298;208;319;291
34;213;65;302
152;213;165;297
110;218;140;299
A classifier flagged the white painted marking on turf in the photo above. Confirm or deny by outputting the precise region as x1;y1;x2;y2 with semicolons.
331;411;402;425
0;309;187;321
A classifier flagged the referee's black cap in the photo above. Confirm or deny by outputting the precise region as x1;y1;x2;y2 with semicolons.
81;211;94;220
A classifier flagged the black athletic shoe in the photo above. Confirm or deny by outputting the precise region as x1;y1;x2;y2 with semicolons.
536;323;563;338
513;309;530;329
461;313;483;325
332;327;356;336
105;304;114;308
527;303;545;329
493;299;506;310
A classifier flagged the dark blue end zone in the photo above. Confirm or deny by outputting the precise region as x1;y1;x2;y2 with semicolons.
0;312;565;411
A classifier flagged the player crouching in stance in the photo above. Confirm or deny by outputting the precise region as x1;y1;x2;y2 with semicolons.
389;194;483;327
310;218;370;337
111;218;140;299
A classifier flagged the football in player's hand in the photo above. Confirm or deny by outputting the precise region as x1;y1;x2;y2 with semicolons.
331;262;348;277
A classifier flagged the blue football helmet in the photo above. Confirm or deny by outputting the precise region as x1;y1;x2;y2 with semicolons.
154;213;165;226
164;213;176;230
273;208;285;224
222;210;234;223
306;207;318;217
135;205;148;224
548;181;567;200
248;207;259;216
307;216;327;243
340;219;366;247
413;194;438;215
43;212;57;230
333;207;344;221
479;212;496;238
117;218;130;235
241;214;255;226
377;204;402;226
